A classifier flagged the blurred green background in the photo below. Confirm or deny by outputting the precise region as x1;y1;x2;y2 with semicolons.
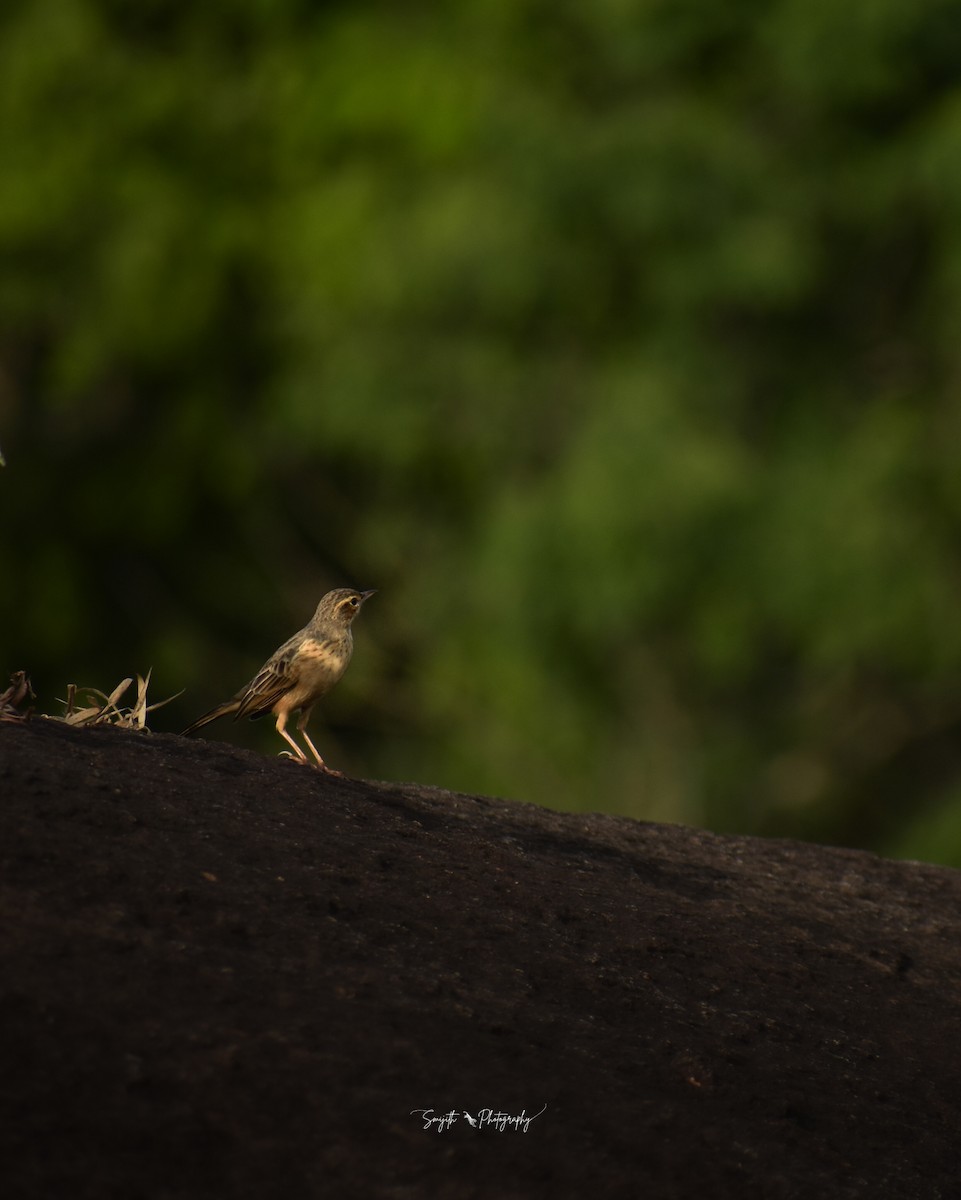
4;0;961;865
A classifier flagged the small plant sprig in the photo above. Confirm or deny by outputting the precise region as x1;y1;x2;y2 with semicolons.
59;671;182;730
0;671;34;721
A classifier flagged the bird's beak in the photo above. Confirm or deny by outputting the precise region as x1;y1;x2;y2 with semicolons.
360;589;377;603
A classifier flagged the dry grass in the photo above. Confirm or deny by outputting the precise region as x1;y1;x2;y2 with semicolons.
0;671;34;722
58;672;181;729
1;669;180;730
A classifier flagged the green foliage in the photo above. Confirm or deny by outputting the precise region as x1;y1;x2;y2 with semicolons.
4;0;961;863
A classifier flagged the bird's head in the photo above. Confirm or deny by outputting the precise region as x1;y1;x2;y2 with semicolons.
317;587;376;629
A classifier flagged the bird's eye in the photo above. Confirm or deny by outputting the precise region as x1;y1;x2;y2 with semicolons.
348;596;359;607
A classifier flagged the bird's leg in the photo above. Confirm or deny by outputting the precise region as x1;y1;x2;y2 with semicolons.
297;706;343;776
275;710;308;764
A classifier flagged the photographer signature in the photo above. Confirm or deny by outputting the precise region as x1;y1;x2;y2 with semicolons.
410;1104;547;1133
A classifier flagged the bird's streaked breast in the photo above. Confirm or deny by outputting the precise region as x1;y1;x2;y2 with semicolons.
280;636;352;710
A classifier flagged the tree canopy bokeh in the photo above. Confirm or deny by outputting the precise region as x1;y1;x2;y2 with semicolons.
5;0;961;864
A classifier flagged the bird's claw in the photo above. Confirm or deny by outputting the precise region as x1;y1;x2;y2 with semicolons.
278;750;343;776
318;764;344;777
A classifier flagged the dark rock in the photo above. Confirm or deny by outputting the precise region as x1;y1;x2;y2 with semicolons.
1;718;960;1198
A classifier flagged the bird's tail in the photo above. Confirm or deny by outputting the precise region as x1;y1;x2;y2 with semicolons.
181;700;240;737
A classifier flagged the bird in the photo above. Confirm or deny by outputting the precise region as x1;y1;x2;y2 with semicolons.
181;587;375;773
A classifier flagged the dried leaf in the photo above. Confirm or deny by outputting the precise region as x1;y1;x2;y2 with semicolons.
50;672;180;730
106;678;133;709
0;671;34;721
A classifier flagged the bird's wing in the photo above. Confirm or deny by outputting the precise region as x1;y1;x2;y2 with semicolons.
232;639;303;720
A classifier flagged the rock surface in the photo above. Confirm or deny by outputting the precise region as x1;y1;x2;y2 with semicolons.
2;718;960;1198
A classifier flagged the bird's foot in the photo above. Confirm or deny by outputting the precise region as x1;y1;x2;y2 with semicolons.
281;750;343;776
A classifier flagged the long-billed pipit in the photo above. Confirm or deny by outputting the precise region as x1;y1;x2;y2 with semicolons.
182;588;375;773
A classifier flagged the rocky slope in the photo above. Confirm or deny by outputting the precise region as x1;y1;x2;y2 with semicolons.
2;718;960;1198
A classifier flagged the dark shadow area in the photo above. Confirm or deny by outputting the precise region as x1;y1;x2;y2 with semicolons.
2;718;960;1198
